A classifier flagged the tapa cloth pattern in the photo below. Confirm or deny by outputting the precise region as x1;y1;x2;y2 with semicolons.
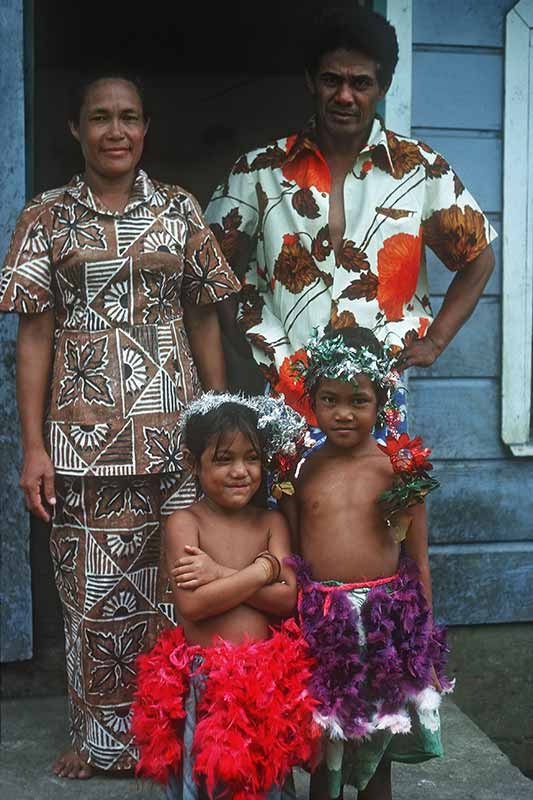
51;472;191;771
0;170;240;477
132;620;320;799
289;556;452;795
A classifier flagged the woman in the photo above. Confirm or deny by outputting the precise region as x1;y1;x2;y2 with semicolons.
0;73;239;779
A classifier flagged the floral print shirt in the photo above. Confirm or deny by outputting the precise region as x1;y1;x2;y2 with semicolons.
0;170;240;477
205;116;496;390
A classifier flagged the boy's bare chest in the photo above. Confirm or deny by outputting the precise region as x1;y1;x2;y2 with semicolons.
299;458;391;519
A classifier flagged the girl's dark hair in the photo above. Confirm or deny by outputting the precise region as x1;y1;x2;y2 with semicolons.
67;70;149;124
184;402;265;464
304;5;398;90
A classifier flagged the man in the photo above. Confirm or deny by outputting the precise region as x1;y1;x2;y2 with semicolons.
205;6;495;418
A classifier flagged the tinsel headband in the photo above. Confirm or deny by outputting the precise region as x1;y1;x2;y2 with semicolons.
181;392;306;496
292;327;401;397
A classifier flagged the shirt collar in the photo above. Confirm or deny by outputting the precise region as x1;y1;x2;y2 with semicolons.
66;169;156;216
285;115;394;174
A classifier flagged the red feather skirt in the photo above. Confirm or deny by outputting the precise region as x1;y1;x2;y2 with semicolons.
131;618;320;799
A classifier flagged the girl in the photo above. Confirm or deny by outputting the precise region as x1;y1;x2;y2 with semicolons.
132;393;320;800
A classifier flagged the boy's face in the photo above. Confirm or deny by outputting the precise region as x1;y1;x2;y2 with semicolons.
196;430;262;511
314;374;378;449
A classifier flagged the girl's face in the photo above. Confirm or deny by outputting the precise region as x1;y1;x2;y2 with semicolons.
196;430;262;511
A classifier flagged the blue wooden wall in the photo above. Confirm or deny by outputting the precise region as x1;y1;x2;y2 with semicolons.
0;0;33;661
409;0;533;625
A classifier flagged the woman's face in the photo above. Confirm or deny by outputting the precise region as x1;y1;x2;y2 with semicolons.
69;78;149;182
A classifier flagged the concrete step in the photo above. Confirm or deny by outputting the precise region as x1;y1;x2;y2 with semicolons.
1;696;531;799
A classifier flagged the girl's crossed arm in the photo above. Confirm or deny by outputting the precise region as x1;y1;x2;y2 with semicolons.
170;511;297;618
165;510;279;623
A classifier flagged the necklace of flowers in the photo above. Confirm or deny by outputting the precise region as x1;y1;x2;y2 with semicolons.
377;433;440;542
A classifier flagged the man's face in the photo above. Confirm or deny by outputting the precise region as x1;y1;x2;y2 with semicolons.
307;48;386;144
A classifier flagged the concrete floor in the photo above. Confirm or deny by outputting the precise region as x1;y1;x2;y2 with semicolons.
1;696;531;799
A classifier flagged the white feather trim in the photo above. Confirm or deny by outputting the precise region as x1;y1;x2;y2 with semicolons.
373;710;412;735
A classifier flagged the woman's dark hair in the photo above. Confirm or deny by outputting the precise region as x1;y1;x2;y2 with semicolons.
184;402;265;464
304;5;399;90
67;70;149;124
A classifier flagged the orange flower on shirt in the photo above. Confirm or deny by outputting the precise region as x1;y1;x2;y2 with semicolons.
377;232;422;321
282;151;331;194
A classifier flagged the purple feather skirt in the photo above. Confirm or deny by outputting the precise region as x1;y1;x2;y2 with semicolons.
288;556;453;741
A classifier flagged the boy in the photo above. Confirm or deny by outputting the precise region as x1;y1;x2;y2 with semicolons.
282;327;451;800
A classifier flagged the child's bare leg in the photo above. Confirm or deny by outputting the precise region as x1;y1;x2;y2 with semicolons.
53;749;93;779
357;759;391;800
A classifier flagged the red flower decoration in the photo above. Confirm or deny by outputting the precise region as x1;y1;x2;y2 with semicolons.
378;433;433;473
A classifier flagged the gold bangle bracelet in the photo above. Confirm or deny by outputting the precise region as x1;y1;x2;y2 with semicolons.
254;555;274;584
253;551;281;584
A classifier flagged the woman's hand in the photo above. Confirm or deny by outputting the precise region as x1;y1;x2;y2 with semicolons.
171;545;229;589
20;447;56;522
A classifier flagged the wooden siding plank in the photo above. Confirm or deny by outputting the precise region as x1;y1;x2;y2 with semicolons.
430;544;533;624
501;3;533;448
411;297;500;379
426;217;501;296
413;0;516;47
383;0;412;137
409;378;507;459
411;131;501;214
413;51;502;131
427;460;533;544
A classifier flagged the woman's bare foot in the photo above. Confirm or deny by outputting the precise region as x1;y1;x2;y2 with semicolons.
53;749;93;779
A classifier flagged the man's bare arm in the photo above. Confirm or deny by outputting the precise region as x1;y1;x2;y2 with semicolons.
400;244;495;370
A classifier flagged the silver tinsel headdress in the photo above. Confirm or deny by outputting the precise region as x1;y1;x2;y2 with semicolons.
181;392;306;496
292;327;401;398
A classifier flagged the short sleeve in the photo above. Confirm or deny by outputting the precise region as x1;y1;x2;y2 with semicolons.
204;161;259;282
0;202;54;314
181;194;240;306
420;149;498;272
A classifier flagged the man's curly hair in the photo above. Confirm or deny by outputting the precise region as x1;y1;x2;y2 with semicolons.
304;5;399;91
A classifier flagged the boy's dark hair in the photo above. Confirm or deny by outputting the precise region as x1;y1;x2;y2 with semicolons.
184;402;265;464
67;70;149;124
304;5;398;90
312;325;389;410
